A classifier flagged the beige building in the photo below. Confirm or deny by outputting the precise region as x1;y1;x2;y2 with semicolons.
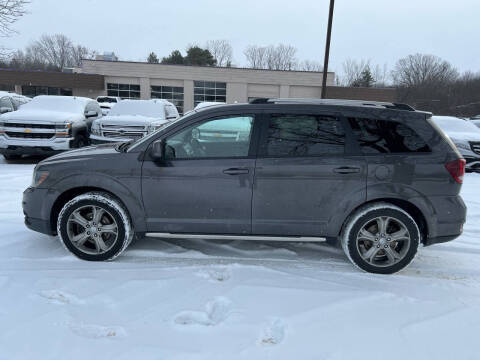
0;60;397;113
81;60;336;113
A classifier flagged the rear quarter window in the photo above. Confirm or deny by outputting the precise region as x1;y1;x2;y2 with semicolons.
348;118;431;154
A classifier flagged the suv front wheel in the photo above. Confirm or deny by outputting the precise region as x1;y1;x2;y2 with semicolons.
57;192;133;261
341;203;420;274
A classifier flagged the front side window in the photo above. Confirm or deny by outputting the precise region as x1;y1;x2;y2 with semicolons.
348;118;430;153
165;115;253;159
262;114;345;157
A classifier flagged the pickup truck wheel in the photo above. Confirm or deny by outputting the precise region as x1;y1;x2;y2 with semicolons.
71;134;88;149
341;203;420;274
57;192;133;261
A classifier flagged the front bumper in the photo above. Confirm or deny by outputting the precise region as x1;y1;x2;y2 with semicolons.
23;186;58;235
0;135;73;155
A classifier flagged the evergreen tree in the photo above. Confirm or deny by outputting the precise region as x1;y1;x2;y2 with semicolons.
183;46;216;66
147;52;159;63
352;66;375;87
161;50;184;65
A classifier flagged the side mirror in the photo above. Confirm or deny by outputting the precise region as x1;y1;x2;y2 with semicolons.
150;140;164;160
85;110;98;118
0;107;11;114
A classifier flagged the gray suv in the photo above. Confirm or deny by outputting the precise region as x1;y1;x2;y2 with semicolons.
22;99;467;274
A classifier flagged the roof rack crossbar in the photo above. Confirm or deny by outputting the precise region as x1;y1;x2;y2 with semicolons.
248;98;415;111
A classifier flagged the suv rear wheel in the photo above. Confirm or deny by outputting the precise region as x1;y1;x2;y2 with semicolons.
57;192;133;261
341;203;420;274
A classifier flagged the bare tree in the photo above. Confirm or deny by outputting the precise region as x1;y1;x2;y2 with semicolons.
31;34;74;70
244;45;268;69
392;53;459;88
206;40;233;67
372;63;390;87
0;0;28;37
340;58;371;86
298;60;323;72
71;44;96;67
244;44;297;70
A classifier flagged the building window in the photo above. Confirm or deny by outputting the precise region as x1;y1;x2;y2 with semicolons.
151;86;184;114
0;85;14;92
21;86;72;98
193;81;226;107
107;83;140;99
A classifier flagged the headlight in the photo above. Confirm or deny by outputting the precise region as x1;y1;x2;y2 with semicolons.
31;170;49;187
91;122;101;136
55;122;71;137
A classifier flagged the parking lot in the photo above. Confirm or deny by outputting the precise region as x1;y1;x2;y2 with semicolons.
1;156;479;359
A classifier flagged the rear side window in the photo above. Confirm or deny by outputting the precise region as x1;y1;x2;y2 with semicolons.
348;118;430;154
263;114;345;157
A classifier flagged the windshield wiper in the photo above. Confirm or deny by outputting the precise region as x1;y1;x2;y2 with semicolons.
116;140;134;152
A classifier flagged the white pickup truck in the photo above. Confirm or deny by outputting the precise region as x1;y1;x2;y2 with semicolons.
0;95;102;160
90;99;179;144
96;96;121;116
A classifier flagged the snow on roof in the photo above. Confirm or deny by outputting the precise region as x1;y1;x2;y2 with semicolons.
109;99;169;118
21;95;92;113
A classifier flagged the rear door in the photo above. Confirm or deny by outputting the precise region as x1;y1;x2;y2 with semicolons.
252;110;367;237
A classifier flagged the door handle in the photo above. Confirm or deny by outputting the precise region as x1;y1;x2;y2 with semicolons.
223;168;250;175
333;166;361;174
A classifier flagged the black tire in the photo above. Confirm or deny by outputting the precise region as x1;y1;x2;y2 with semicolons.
71;134;88;148
341;202;420;274
57;192;133;261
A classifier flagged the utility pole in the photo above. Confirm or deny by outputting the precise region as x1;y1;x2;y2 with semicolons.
321;0;335;99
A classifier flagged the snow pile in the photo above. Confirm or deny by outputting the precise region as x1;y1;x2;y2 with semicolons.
1;157;480;359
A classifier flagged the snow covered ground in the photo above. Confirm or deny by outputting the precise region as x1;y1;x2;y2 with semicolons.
1;157;480;360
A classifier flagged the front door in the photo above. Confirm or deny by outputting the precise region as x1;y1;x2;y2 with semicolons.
252;111;367;237
142;114;257;235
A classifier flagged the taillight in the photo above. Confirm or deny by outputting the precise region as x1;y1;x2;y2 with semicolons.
445;159;466;184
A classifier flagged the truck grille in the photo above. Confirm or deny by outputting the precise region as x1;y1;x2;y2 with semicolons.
101;125;147;140
6;123;56;129
6;132;54;139
470;142;480;155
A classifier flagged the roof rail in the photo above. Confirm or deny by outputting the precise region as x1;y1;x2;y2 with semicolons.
248;98;415;111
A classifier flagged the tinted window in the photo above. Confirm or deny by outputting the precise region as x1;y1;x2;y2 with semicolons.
166;115;253;159
349;118;430;153
263;114;345;157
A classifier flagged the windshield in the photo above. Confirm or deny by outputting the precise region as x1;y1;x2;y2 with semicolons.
432;116;480;134
127;111;197;152
21;96;85;113
109;100;166;118
97;97;118;103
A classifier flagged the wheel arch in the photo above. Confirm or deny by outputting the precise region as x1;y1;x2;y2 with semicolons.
50;186;135;235
338;198;429;245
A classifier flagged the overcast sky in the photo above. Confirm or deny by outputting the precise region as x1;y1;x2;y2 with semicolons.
2;0;479;75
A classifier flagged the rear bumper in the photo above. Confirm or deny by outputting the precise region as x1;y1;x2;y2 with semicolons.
422;195;466;246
